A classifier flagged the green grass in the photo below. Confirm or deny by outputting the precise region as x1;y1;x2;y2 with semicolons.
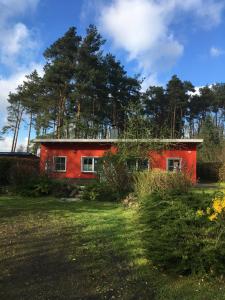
0;196;225;300
192;182;225;195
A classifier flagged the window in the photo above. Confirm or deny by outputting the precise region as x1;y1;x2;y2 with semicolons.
126;159;137;171
167;158;181;172
137;159;149;171
82;157;99;173
54;156;66;172
126;158;149;171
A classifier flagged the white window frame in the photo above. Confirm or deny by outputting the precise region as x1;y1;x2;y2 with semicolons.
166;158;182;172
53;156;67;172
81;156;100;173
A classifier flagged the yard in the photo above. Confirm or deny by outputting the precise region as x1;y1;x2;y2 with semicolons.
0;195;225;300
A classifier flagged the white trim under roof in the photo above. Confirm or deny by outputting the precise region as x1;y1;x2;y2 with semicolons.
33;138;203;144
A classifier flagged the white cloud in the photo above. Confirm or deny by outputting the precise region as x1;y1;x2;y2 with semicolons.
210;46;225;57
0;0;39;24
99;0;225;89
167;0;224;27
0;0;40;68
0;64;43;129
0;136;13;151
0;0;41;143
0;136;28;152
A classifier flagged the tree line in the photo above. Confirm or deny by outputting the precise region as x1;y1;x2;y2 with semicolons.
1;25;225;154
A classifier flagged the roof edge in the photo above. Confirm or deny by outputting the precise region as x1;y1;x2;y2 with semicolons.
33;138;203;144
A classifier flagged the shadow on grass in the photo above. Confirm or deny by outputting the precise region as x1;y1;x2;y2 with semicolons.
0;197;155;300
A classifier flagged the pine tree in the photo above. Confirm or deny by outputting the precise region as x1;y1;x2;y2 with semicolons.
43;27;81;138
2;87;25;152
21;70;43;151
166;75;194;138
198;116;223;162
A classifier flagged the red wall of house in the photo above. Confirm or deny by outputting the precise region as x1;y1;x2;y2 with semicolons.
40;142;197;182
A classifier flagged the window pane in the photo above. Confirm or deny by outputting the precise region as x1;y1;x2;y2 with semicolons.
94;158;99;172
83;158;94;172
138;159;149;170
127;159;136;171
55;157;66;171
168;159;181;172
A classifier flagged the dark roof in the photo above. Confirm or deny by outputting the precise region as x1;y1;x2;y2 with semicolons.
0;152;39;158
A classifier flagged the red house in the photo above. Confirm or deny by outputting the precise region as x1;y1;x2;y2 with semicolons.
34;139;203;183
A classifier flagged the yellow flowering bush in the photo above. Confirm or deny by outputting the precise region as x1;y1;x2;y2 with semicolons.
207;192;225;221
196;191;225;221
141;190;225;275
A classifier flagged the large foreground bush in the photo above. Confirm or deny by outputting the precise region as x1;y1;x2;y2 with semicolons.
139;190;225;275
97;152;134;198
134;169;192;198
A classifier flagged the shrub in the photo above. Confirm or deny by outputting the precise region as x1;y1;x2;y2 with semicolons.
50;180;79;198
18;177;79;198
0;157;39;187
81;182;120;202
16;176;52;197
219;163;225;182
0;159;12;185
197;162;222;182
134;169;192;198
97;152;134;198
139;190;225;275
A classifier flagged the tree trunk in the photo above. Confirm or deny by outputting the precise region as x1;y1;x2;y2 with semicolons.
11;102;21;152
13;110;23;152
27;112;33;152
56;92;67;139
173;106;176;138
11;118;19;152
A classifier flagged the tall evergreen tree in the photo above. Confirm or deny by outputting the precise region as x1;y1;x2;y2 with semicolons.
143;86;170;137
2;87;25;152
21;70;43;151
166;75;194;138
43;27;81;138
72;25;106;138
198;116;223;162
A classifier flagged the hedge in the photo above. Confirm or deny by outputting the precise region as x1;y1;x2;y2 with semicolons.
197;162;222;182
0;157;39;186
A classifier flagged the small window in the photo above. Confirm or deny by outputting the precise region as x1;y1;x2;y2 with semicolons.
54;156;66;172
167;158;181;172
137;159;149;171
82;157;99;173
126;158;149;171
126;159;137;171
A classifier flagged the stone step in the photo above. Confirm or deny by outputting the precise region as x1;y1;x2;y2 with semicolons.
59;197;83;202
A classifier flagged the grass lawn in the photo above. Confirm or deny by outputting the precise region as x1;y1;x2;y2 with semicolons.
0;195;225;300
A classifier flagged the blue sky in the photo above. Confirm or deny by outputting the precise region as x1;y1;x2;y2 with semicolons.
0;0;225;150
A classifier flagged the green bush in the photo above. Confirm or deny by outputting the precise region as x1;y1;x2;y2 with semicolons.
0;159;11;185
50;179;79;198
17;177;79;198
15;176;51;197
97;152;134;198
197;162;222;182
134;169;192;198
219;163;225;182
81;182;120;202
139;191;225;275
0;157;39;187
